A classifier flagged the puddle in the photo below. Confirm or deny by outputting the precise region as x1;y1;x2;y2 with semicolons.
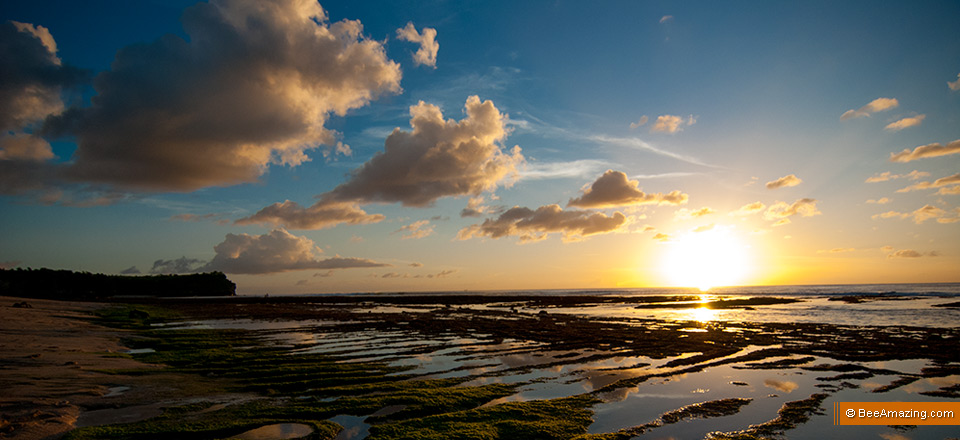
103;386;131;397
330;415;369;440
230;423;313;440
123;348;155;354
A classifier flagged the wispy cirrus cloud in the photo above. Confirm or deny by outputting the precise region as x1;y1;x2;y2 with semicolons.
840;97;898;120
396;220;435;239
519;159;612;181
589;134;709;166
170;212;231;225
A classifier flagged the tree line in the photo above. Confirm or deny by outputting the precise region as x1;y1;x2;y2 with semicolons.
0;268;236;299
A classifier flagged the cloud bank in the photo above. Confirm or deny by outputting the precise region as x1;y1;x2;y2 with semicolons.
0;21;87;195
0;21;86;134
45;0;401;191
199;229;388;274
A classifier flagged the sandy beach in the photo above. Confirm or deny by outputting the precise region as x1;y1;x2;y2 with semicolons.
0;297;237;440
0;296;138;439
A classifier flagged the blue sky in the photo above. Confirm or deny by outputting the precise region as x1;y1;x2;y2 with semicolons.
1;0;958;293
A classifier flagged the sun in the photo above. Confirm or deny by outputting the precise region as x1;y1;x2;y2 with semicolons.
660;227;752;291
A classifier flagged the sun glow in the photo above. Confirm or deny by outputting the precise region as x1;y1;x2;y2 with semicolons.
660;227;752;291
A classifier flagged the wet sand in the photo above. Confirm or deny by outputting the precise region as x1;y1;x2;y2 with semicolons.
0;297;237;440
0;297;146;439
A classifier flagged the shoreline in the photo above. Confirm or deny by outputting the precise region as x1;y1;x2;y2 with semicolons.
0;297;242;440
0;296;147;439
3;295;959;439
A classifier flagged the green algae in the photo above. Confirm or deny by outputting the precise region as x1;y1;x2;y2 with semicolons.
706;393;828;440
68;305;528;439
64;400;341;440
563;398;754;440
67;299;935;439
660;398;754;424
367;395;601;440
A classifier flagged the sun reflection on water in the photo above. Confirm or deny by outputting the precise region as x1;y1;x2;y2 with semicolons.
690;307;716;323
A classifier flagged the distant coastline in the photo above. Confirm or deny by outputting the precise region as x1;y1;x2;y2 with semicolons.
0;268;236;300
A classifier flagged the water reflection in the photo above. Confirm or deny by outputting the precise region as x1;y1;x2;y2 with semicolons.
230;423;313;440
690;306;716;323
329;415;368;440
763;379;798;393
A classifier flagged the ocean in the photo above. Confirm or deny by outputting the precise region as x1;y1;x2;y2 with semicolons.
283;282;960;328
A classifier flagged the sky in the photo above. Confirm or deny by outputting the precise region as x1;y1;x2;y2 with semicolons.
1;0;958;294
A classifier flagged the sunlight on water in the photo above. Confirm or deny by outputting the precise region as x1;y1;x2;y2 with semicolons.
690;307;717;323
